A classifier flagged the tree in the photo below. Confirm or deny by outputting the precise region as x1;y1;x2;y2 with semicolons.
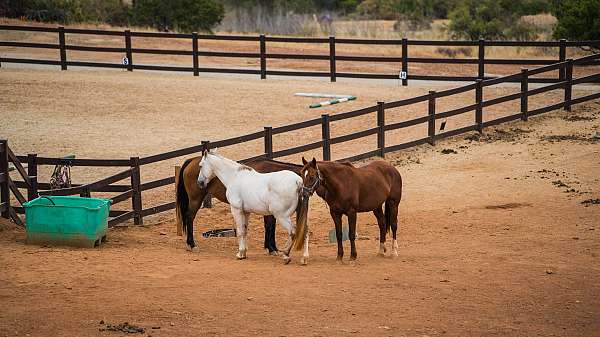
553;0;600;44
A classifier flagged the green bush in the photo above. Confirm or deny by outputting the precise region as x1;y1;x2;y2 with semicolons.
448;0;540;40
133;0;224;32
553;0;600;42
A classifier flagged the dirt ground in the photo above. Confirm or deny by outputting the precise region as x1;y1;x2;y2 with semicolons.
1;65;600;336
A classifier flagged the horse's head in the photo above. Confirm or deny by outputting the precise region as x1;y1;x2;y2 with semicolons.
300;157;322;197
197;149;217;189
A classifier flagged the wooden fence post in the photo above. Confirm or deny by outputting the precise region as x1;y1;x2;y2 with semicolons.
475;79;483;133
321;114;331;161
564;59;573;112
428;91;436;146
521;68;529;121
478;39;485;80
264;126;273;159
260;34;266;79
129;156;143;225
377;101;385;158
401;38;408;86
201;141;212;208
125;29;133;72
559;39;566;81
0;140;9;219
192;32;199;77
27;154;38;201
329;36;336;82
58;26;67;70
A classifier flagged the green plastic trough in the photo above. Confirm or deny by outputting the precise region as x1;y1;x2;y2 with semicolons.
23;196;111;248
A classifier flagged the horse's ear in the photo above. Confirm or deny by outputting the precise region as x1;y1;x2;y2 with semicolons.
311;157;317;167
302;157;308;165
202;148;208;157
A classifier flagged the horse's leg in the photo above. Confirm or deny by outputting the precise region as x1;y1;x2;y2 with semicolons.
231;207;248;260
373;207;387;257
276;216;294;265
263;215;278;255
348;211;358;261
185;199;202;252
330;210;344;261
387;200;400;257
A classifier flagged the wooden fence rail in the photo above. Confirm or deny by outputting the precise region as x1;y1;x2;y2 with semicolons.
1;53;599;228
1;24;599;84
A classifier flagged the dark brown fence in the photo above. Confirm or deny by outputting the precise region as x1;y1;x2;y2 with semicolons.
1;52;599;228
1;24;599;84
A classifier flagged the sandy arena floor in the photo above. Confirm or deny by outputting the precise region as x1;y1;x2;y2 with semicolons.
0;67;599;337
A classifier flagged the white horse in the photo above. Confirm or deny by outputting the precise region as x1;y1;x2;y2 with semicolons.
197;150;310;264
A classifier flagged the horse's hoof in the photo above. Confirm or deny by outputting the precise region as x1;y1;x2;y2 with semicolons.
186;245;199;253
350;256;357;261
268;250;279;256
377;252;385;257
283;256;291;265
236;253;247;260
392;250;399;257
300;257;309;265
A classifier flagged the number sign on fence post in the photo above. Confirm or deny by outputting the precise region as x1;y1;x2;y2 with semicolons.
0;140;9;219
260;34;266;79
264;126;273;159
377;101;385;158
27;153;38;201
475;79;483;133
124;29;133;72
129;156;143;225
192;32;199;77
521;68;529;121
321;114;331;161
428;91;436;146
478;39;486;79
329;36;337;83
564;59;573;112
58;26;67;70
401;38;408;86
559;39;567;81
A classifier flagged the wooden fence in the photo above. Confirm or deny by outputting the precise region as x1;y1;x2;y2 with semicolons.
1;52;599;227
1;24;599;84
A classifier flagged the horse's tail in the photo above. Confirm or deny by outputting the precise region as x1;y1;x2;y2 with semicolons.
384;199;392;235
292;187;309;251
176;158;193;235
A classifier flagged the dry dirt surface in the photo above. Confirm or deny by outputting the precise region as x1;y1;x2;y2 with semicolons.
1;67;600;336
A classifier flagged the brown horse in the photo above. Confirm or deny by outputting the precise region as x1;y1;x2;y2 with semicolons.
176;156;302;252
300;157;402;260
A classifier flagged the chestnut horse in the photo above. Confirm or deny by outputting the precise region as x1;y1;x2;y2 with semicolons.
300;157;402;260
176;155;302;252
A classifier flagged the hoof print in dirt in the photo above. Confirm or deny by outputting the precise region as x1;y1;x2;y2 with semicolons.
441;149;457;154
581;199;600;207
101;322;145;334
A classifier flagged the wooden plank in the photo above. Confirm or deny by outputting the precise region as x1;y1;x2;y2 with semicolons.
266;70;330;77
108;211;134;227
8;178;26;205
9;206;24;227
481;92;522;107
267;53;328;60
132;48;193;55
265;36;328;43
330;127;378;145
34;157;131;167
65;45;125;53
210;130;265;148
7;147;30;187
110;189;133;205
436;103;478;120
133;64;192;72
271;117;321;135
481;113;523;128
141;202;176;217
384;93;431;109
337;149;380;162
434;125;478;141
528;102;566;117
0;41;59;49
435;83;476;98
569;92;600;106
384;116;430;131
271;141;323;158
0;24;60;32
329;105;378;122
140;177;175;191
